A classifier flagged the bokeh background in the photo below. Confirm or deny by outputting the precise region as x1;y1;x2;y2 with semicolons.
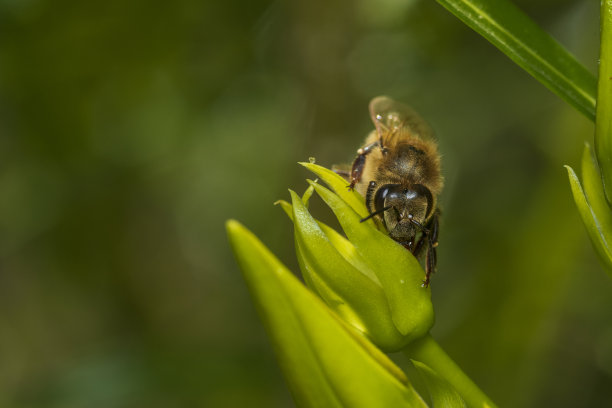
1;0;611;406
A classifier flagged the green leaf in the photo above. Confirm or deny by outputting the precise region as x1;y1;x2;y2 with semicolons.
405;335;498;408
595;0;612;202
581;144;612;240
308;181;434;340
299;162;384;230
301;183;316;207
227;220;341;407
276;198;380;284
275;199;294;219
299;162;368;216
437;0;597;121
565;145;612;275
226;220;428;408
412;361;467;408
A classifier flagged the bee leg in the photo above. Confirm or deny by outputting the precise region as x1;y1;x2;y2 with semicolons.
332;164;351;181
422;210;440;287
424;243;437;287
334;169;350;179
348;141;380;190
412;234;426;257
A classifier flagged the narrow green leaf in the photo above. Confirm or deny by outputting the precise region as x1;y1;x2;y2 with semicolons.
565;163;612;274
302;183;316;207
437;0;596;121
299;162;379;224
226;220;428;408
227;219;342;408
309;181;434;341
275;199;294;219
294;236;355;323
316;221;380;285
277;198;380;284
405;335;498;408
290;190;380;297
595;0;612;201
412;361;467;408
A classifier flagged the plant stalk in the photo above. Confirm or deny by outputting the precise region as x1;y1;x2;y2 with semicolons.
596;0;612;204
404;334;497;408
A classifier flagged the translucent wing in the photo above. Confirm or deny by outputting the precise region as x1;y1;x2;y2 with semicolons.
369;96;434;141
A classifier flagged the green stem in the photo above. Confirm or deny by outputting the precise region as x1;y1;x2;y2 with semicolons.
595;0;612;204
404;334;497;408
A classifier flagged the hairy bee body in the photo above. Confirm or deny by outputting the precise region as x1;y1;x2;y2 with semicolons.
355;129;443;201
347;96;443;286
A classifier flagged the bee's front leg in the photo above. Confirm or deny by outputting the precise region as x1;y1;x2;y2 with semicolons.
412;233;426;257
348;141;379;190
422;210;440;287
333;168;351;179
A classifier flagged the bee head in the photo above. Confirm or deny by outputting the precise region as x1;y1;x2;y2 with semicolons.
371;183;433;240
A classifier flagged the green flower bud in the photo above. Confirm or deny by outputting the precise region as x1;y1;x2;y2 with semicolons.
226;220;428;408
279;163;434;351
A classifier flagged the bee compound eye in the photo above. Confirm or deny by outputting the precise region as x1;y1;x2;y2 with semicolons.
374;184;401;214
373;187;388;214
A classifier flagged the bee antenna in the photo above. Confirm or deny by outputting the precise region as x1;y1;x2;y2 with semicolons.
360;206;392;223
409;218;430;234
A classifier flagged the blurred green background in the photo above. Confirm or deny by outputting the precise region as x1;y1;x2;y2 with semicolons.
1;0;611;406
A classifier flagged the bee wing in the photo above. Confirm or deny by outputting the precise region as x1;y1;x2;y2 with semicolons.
369;96;435;141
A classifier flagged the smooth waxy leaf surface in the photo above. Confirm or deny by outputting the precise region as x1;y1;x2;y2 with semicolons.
412;361;467;408
276;197;378;282
299;162;384;231
290;189;412;350
405;335;498;408
437;0;596;121
299;162;369;217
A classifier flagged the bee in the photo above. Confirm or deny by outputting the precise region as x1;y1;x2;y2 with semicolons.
340;96;443;287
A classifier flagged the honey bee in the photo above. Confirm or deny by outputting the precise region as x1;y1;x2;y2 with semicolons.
341;96;443;287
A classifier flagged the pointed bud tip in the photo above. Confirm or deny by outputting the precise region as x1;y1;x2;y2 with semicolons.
226;220;256;248
226;219;241;234
299;161;323;170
